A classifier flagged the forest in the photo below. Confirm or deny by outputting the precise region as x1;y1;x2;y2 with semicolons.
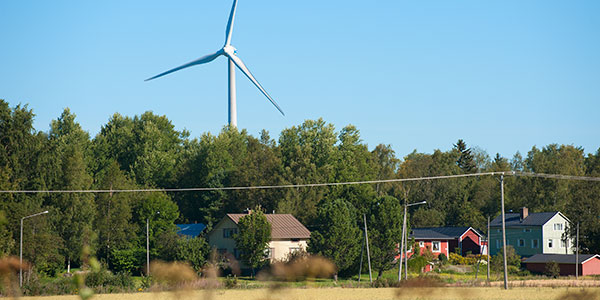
1;99;599;277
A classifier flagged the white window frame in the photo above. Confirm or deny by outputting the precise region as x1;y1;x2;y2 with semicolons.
532;239;539;248
548;239;553;248
432;241;441;253
561;239;567;248
518;239;525;247
554;223;563;231
523;228;531;233
419;241;424;248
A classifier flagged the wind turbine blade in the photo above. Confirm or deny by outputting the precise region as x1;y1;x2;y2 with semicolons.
228;54;285;116
224;0;238;46
145;50;223;81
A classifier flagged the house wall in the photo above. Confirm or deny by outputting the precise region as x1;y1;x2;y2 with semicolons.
208;217;239;254
489;226;542;257
407;240;449;258
542;214;573;255
583;258;600;276
268;239;308;262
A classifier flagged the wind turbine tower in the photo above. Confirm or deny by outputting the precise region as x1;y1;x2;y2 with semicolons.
146;0;284;127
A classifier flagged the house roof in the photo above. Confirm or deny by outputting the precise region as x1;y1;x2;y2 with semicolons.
410;227;482;240
227;213;311;239
176;223;206;238
490;212;563;227
524;254;600;264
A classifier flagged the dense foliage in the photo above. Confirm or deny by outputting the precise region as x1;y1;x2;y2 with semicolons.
0;99;599;278
233;208;271;275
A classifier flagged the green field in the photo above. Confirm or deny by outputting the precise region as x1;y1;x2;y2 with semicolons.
16;287;600;300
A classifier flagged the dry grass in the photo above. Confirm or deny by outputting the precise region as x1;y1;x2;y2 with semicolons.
14;287;600;300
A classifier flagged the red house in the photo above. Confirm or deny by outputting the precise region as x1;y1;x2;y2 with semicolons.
404;227;484;258
524;254;600;276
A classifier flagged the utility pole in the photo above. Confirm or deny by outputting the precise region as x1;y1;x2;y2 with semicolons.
398;202;406;281
487;216;490;282
576;222;579;280
358;223;365;282
20;210;49;287
403;203;408;280
363;214;372;283
500;174;508;290
146;217;150;275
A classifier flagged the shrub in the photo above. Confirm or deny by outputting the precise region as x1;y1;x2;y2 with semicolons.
175;236;210;271
438;253;448;263
110;248;145;274
408;256;428;273
545;261;560;278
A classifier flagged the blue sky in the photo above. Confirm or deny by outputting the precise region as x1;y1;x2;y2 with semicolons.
1;1;599;159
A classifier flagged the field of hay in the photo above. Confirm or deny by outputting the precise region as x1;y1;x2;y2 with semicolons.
18;287;600;300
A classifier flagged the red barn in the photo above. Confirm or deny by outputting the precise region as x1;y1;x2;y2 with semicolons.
407;227;483;258
524;254;600;276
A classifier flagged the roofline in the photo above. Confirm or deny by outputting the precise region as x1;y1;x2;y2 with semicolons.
581;254;600;264
206;215;238;237
460;227;483;239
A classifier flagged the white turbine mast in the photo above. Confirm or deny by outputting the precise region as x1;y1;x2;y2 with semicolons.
145;0;284;127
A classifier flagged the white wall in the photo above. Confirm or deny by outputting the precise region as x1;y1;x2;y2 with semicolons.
542;213;573;254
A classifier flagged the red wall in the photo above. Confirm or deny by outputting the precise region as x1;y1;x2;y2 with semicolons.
583;257;600;276
405;240;449;258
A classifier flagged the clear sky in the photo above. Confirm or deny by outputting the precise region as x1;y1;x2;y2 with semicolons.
1;1;598;159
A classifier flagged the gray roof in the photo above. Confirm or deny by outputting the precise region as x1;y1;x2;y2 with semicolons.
410;227;481;240
228;213;311;239
490;212;559;227
524;254;600;264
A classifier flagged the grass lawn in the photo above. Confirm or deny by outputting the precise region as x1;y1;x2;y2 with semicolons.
17;287;600;300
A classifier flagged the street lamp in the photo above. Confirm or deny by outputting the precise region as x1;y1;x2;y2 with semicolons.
20;210;49;287
146;211;160;275
399;201;426;281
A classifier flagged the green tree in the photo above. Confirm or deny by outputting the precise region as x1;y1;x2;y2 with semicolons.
367;195;403;279
308;199;361;277
233;208;271;276
454;139;477;173
175;236;210;271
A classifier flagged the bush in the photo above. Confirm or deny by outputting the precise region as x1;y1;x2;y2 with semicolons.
110;248;145;274
408;256;428;273
21;275;74;296
175;236;210;271
438;253;448;263
545;261;560;278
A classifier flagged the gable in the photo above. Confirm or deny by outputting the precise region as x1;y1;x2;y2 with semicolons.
226;213;311;240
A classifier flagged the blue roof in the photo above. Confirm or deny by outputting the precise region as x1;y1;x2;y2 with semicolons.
176;223;206;238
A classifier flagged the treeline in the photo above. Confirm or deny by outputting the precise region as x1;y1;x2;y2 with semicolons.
1;99;599;276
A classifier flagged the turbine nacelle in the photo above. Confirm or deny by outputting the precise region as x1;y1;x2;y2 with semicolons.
223;45;238;57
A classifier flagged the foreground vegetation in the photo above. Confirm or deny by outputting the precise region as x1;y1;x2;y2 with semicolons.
15;287;600;300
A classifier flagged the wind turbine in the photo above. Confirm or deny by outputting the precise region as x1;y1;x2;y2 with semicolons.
145;0;284;128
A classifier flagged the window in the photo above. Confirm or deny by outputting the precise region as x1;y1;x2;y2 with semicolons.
432;241;441;252
548;239;553;248
419;241;424;248
496;240;500;249
233;248;241;259
223;228;238;238
561;240;567;248
554;223;563;231
497;229;502;233
265;248;274;259
289;247;301;254
518;239;525;247
523;228;531;233
532;239;539;248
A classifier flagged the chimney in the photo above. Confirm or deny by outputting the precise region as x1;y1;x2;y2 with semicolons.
520;207;529;221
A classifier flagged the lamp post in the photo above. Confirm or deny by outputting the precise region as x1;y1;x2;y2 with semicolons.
399;200;426;281
146;211;160;275
20;210;49;287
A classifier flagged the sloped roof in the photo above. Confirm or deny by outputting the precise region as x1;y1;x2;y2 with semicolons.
524;254;600;264
227;213;311;239
490;212;560;227
410;227;481;240
176;223;206;238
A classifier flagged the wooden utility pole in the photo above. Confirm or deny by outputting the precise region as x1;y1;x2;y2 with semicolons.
363;214;372;283
403;201;409;280
576;222;579;280
487;216;490;282
500;174;508;290
398;203;405;281
358;222;365;282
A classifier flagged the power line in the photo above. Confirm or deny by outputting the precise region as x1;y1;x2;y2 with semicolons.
0;171;598;194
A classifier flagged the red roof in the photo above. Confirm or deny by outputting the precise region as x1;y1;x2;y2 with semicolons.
227;213;311;240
